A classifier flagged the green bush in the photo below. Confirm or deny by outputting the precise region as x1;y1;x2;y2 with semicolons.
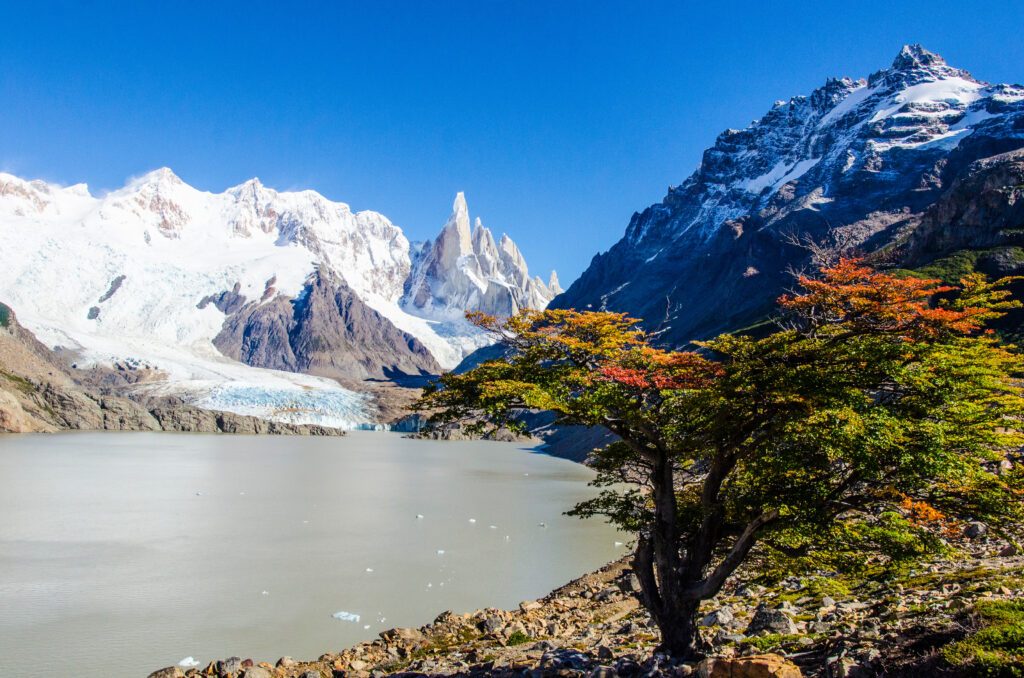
942;600;1024;677
506;630;532;646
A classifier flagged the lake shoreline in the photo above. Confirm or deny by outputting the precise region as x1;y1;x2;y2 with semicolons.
148;548;1024;678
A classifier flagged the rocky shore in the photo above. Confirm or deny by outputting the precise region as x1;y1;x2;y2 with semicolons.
148;536;1024;678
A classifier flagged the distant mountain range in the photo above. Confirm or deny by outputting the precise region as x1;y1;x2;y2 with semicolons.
554;45;1024;344
0;172;558;425
5;44;1023;430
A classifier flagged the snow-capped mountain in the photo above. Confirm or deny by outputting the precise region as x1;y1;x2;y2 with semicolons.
554;45;1024;344
0;172;557;424
405;192;560;318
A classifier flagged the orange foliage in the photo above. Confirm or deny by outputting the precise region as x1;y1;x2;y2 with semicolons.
597;348;724;391
900;496;947;526
780;258;989;338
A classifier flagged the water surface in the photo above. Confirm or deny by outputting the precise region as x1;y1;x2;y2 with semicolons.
0;432;622;677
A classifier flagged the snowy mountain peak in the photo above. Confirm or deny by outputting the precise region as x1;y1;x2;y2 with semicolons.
130;166;187;190
867;46;977;93
548;270;562;295
619;46;1022;246
402;193;558;323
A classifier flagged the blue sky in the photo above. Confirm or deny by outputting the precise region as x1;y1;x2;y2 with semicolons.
2;1;1023;284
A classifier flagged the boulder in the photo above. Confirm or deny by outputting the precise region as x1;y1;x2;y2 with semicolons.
701;607;735;627
218;656;243;676
147;668;184;678
964;522;988;539
697;654;802;678
746;606;798;635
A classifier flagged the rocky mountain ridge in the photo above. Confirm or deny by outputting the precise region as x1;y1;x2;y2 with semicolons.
554;45;1024;344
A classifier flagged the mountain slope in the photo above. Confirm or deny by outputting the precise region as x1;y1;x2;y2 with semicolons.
554;45;1024;344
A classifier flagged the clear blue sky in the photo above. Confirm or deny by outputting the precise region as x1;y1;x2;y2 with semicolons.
2;1;1023;284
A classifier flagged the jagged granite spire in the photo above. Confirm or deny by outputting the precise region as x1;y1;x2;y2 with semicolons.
403;193;559;317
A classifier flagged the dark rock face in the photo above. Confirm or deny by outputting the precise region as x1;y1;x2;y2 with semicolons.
215;271;441;380
197;282;248;315
553;46;1024;345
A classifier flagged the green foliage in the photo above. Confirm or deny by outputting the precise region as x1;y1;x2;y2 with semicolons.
744;633;817;652
1;370;35;396
897;248;1024;285
942;600;1024;676
506;630;532;646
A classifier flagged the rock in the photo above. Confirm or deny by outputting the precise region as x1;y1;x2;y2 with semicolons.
597;644;615;659
147;668;185;678
380;626;424;642
217;657;243;676
481;615;504;633
746;606;798;635
777;600;799;614
965;522;988;539
520;600;543;612
348;660;368;671
700;607;735;627
241;668;271;678
277;657;297;668
821;596;836;608
299;672;323;678
625;574;642;593
714;630;747;645
697;654;802;678
614;657;643;676
999;544;1019;557
736;585;765;598
591;667;617;678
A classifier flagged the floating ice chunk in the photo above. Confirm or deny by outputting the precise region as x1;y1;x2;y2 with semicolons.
261;590;269;596
416;514;424;519
332;611;361;622
427;583;432;588
614;541;624;547
468;518;476;523
489;525;497;529
523;473;529;476
365;568;374;573
538;522;547;528
179;657;200;668
363;624;371;629
195;492;202;496
436;549;445;555
505;535;511;541
239;491;245;496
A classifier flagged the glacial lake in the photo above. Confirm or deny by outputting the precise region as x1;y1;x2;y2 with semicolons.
0;432;624;677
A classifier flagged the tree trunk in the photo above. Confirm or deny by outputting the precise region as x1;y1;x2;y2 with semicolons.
655;599;703;659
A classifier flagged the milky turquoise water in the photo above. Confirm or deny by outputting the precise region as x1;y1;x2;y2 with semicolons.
0;431;623;677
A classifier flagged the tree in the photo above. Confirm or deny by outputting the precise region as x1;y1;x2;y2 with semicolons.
415;260;1024;659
